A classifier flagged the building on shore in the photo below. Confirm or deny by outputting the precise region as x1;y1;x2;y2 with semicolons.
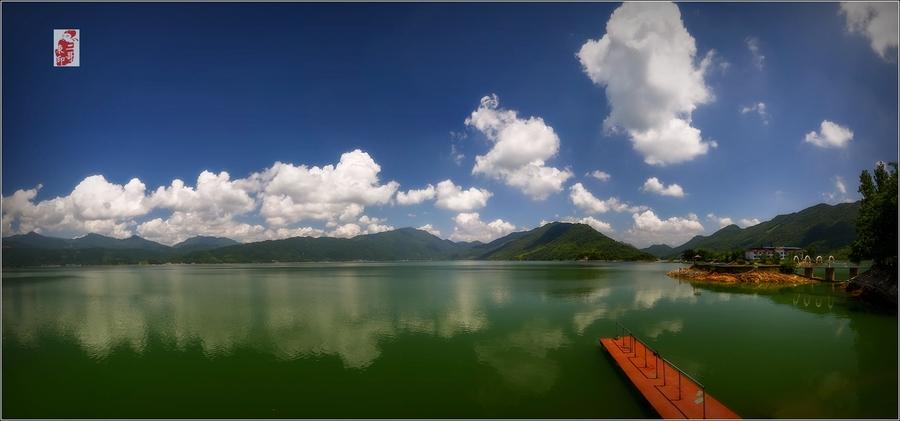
745;246;805;261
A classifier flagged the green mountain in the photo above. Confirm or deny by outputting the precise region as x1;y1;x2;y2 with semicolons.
670;201;860;257
478;222;654;261
3;232;168;251
1;202;858;266
641;244;675;258
172;236;240;252
174;227;470;263
2;232;172;266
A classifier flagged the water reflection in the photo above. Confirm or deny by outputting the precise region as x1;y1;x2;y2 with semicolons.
2;264;504;369
474;319;569;394
2;263;896;419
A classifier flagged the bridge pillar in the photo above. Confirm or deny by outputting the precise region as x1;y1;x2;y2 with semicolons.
849;267;859;278
803;267;814;278
824;267;835;282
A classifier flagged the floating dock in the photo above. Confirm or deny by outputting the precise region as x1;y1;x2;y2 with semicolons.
600;326;740;419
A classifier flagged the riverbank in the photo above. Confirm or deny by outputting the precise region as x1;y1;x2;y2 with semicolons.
845;266;898;309
667;266;815;285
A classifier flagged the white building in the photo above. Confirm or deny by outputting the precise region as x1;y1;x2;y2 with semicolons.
745;246;805;260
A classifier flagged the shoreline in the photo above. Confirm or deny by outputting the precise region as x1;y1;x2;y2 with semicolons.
667;266;816;285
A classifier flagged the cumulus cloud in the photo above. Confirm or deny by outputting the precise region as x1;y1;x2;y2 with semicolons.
561;216;614;235
465;94;573;199
417;224;441;237
641;177;685;198
251;150;399;226
137;214;267;245
569;183;646;214
823;175;856;204
840;2;899;59
434;180;492;212
745;36;766;70
738;218;761;227
835;175;847;194
625;210;705;248
706;213;734;229
740;102;769;125
706;213;761;230
3;150;405;245
1;176;152;239
396;184;436;205
577;1;715;166
449;212;517;243
804;120;854;148
588;170;611;181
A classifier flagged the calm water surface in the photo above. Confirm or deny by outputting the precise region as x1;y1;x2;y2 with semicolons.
3;262;897;418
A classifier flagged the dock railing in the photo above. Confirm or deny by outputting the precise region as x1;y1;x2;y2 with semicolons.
614;321;707;419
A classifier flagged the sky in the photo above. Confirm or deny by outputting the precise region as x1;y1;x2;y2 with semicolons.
2;2;898;247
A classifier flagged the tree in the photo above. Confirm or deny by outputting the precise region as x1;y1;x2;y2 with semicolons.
850;161;898;273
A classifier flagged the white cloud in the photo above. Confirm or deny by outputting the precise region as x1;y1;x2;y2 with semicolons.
641;177;685;198
465;94;573;199
569;183;646;214
150;171;256;216
561;216;614;235
1;176;153;239
804;120;854;148
738;218;761;227
625;210;705;248
253;150;399;226
449;212;517;243
137;214;268;245
840;2;899;59
706;213;734;228
2;150;403;245
327;216;394;239
706;213;761;230
417;224;441;237
434;180;492;212
823;175;855;204
835;175;847;194
745;36;766;70
396;184;436;205
740;102;769;125
588;170;611;181
577;1;715;166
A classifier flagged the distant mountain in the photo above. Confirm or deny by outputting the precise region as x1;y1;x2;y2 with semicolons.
175;227;469;263
1;202;859;266
71;233;169;251
3;232;167;251
641;244;675;258
2;231;70;249
2;232;172;266
478;222;654;261
172;236;240;252
669;202;860;258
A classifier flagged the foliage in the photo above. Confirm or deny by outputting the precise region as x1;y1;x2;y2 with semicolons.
480;222;654;261
670;202;860;258
2;224;655;267
779;259;797;274
850;161;898;272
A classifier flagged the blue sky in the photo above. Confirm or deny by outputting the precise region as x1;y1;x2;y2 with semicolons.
2;2;898;247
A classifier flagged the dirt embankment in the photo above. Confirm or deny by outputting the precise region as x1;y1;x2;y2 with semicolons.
845;266;898;308
667;267;815;285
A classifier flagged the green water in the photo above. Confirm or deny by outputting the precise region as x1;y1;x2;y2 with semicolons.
2;262;896;418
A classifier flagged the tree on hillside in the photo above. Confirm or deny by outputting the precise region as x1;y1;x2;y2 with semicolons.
850;161;898;274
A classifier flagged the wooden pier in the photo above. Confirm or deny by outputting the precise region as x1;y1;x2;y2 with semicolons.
600;325;740;419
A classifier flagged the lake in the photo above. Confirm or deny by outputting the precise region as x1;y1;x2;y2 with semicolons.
2;262;897;418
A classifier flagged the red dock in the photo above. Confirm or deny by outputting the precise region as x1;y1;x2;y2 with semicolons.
600;331;740;419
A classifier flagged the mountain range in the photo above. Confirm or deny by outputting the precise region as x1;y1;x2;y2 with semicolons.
2;201;861;266
640;201;860;258
1;222;653;266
